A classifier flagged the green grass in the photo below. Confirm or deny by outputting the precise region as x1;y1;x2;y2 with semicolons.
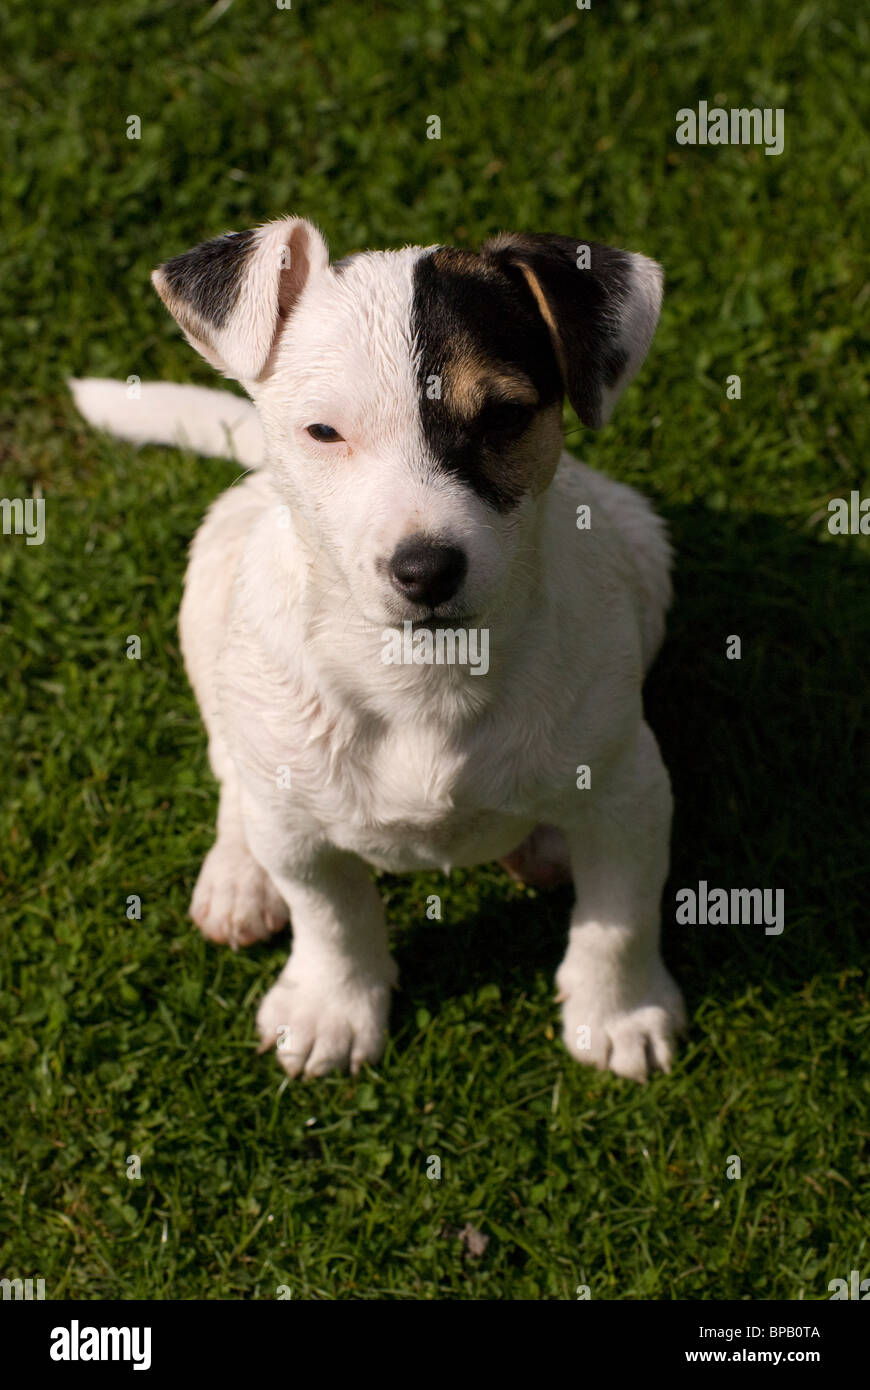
1;0;869;1300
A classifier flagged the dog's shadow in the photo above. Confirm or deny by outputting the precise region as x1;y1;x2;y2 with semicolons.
387;504;870;1024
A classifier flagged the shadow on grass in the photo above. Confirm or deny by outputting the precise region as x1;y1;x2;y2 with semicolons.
389;504;870;1024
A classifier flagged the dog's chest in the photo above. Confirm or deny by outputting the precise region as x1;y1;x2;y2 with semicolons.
218;633;546;872
240;700;533;871
318;722;533;870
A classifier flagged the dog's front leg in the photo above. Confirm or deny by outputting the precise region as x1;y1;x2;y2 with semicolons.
250;840;397;1078
555;722;686;1082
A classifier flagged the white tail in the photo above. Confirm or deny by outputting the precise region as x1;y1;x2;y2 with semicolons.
69;379;265;468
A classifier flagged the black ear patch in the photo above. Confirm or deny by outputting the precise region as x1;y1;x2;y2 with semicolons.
157;229;256;331
481;233;658;429
411;247;565;511
152;216;331;381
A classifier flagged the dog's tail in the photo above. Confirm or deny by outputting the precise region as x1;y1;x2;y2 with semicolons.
69;379;266;468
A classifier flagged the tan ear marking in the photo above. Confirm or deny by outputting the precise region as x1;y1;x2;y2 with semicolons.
512;263;567;382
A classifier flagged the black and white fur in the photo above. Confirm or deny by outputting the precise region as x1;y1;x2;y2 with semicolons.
72;216;685;1082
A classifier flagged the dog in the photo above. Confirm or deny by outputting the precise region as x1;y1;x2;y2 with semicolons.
71;217;686;1082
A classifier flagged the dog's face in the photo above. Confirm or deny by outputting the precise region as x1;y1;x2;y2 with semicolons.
152;219;662;626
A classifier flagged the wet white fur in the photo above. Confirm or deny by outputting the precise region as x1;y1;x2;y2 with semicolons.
73;218;685;1081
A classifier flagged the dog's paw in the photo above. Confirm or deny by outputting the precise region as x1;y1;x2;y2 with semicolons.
500;824;572;890
190;842;288;948
556;960;686;1082
256;963;397;1077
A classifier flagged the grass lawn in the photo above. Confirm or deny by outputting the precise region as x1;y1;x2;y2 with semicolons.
1;0;868;1300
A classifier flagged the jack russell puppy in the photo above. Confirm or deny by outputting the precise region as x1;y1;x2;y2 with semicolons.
72;217;686;1082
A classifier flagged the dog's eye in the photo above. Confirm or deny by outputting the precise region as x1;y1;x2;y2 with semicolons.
306;424;344;443
478;400;534;440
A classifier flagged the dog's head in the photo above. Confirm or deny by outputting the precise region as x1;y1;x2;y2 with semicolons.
153;218;662;626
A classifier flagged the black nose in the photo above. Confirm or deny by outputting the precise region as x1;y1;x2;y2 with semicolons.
389;536;467;608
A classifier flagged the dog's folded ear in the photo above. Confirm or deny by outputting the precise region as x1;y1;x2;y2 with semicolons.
151;217;329;383
480;233;663;428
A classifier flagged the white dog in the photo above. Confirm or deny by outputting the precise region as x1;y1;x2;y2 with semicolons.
72;217;686;1082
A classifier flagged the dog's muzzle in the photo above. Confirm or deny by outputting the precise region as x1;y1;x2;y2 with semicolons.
387;534;467;609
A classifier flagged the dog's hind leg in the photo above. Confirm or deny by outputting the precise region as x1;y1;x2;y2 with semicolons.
499;824;572;889
181;475;288;948
189;749;289;949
